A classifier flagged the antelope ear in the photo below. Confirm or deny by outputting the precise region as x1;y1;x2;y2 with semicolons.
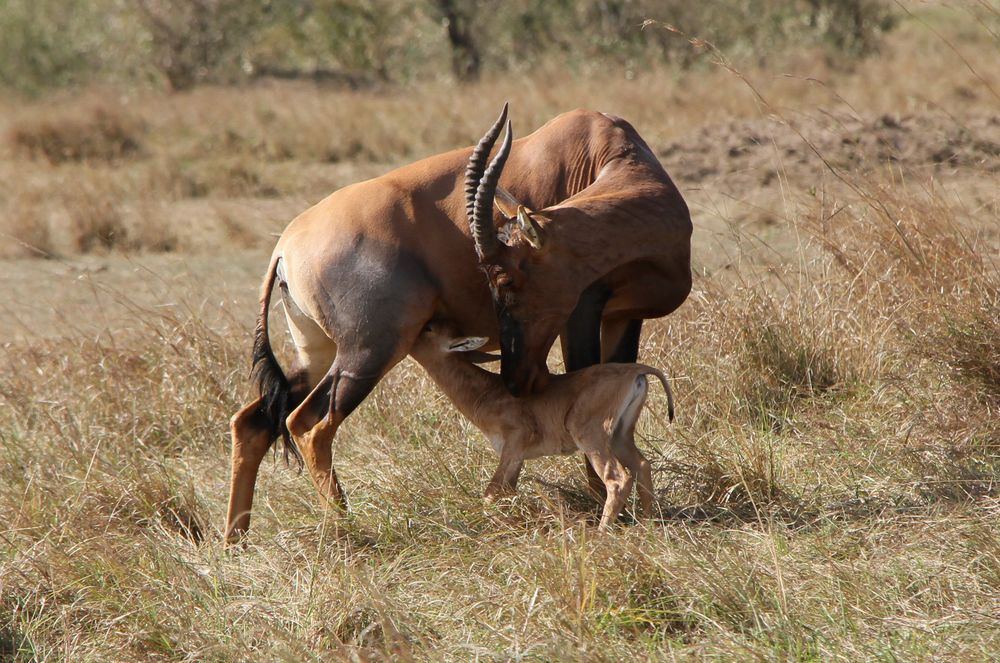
493;186;520;219
516;206;546;250
448;336;489;352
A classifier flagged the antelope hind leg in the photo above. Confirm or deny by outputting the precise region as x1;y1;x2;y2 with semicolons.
288;370;349;510
287;352;403;511
225;398;273;545
291;411;349;510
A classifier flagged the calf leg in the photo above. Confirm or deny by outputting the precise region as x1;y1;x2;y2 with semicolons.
583;449;607;502
613;443;654;519
585;448;633;530
609;376;654;520
484;446;524;502
561;281;612;499
224;398;273;544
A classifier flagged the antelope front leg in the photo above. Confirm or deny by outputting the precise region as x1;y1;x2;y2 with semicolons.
561;281;613;502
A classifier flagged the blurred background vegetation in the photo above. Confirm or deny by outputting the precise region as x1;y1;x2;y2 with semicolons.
2;2;999;659
0;0;897;96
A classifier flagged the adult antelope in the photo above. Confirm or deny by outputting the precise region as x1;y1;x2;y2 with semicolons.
225;105;691;542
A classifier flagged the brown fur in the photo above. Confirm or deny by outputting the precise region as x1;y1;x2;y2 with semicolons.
466;108;692;395
225;108;690;543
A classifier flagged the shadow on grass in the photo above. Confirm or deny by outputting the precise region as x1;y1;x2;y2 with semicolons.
217;452;998;553
528;456;999;532
0;614;34;662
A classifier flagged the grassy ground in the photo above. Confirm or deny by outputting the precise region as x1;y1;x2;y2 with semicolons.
1;7;998;661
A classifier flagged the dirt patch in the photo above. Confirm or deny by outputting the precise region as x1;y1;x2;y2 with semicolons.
660;110;1000;192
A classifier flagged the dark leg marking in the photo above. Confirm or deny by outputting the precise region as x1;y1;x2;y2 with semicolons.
561;281;612;500
563;281;611;372
606;319;643;364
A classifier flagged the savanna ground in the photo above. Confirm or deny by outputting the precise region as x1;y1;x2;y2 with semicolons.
2;5;999;661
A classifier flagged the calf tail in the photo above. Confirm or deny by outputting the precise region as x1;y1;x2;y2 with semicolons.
642;366;675;423
250;254;302;466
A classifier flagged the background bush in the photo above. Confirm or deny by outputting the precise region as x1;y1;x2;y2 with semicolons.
0;0;897;95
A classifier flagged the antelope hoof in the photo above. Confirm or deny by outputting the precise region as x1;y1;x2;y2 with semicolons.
484;486;515;504
324;484;350;513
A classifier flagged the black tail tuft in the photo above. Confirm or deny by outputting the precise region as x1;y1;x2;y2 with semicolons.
251;308;303;469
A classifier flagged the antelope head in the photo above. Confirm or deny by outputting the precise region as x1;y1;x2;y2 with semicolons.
465;104;580;396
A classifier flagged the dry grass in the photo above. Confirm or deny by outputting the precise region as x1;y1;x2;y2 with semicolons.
1;5;999;661
1;177;997;657
7;101;143;164
1;6;996;260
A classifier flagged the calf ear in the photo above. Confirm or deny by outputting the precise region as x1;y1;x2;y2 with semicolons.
516;206;546;249
465;351;500;364
448;336;489;352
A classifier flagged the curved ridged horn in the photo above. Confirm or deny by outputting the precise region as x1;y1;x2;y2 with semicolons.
472;118;513;260
465;103;509;229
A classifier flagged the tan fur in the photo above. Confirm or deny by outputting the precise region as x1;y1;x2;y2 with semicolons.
411;324;675;530
224;109;690;543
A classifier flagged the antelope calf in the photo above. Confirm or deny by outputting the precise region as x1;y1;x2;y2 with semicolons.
410;320;675;529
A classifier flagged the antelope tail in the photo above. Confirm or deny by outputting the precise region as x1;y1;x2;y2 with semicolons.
250;254;302;466
643;367;676;423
